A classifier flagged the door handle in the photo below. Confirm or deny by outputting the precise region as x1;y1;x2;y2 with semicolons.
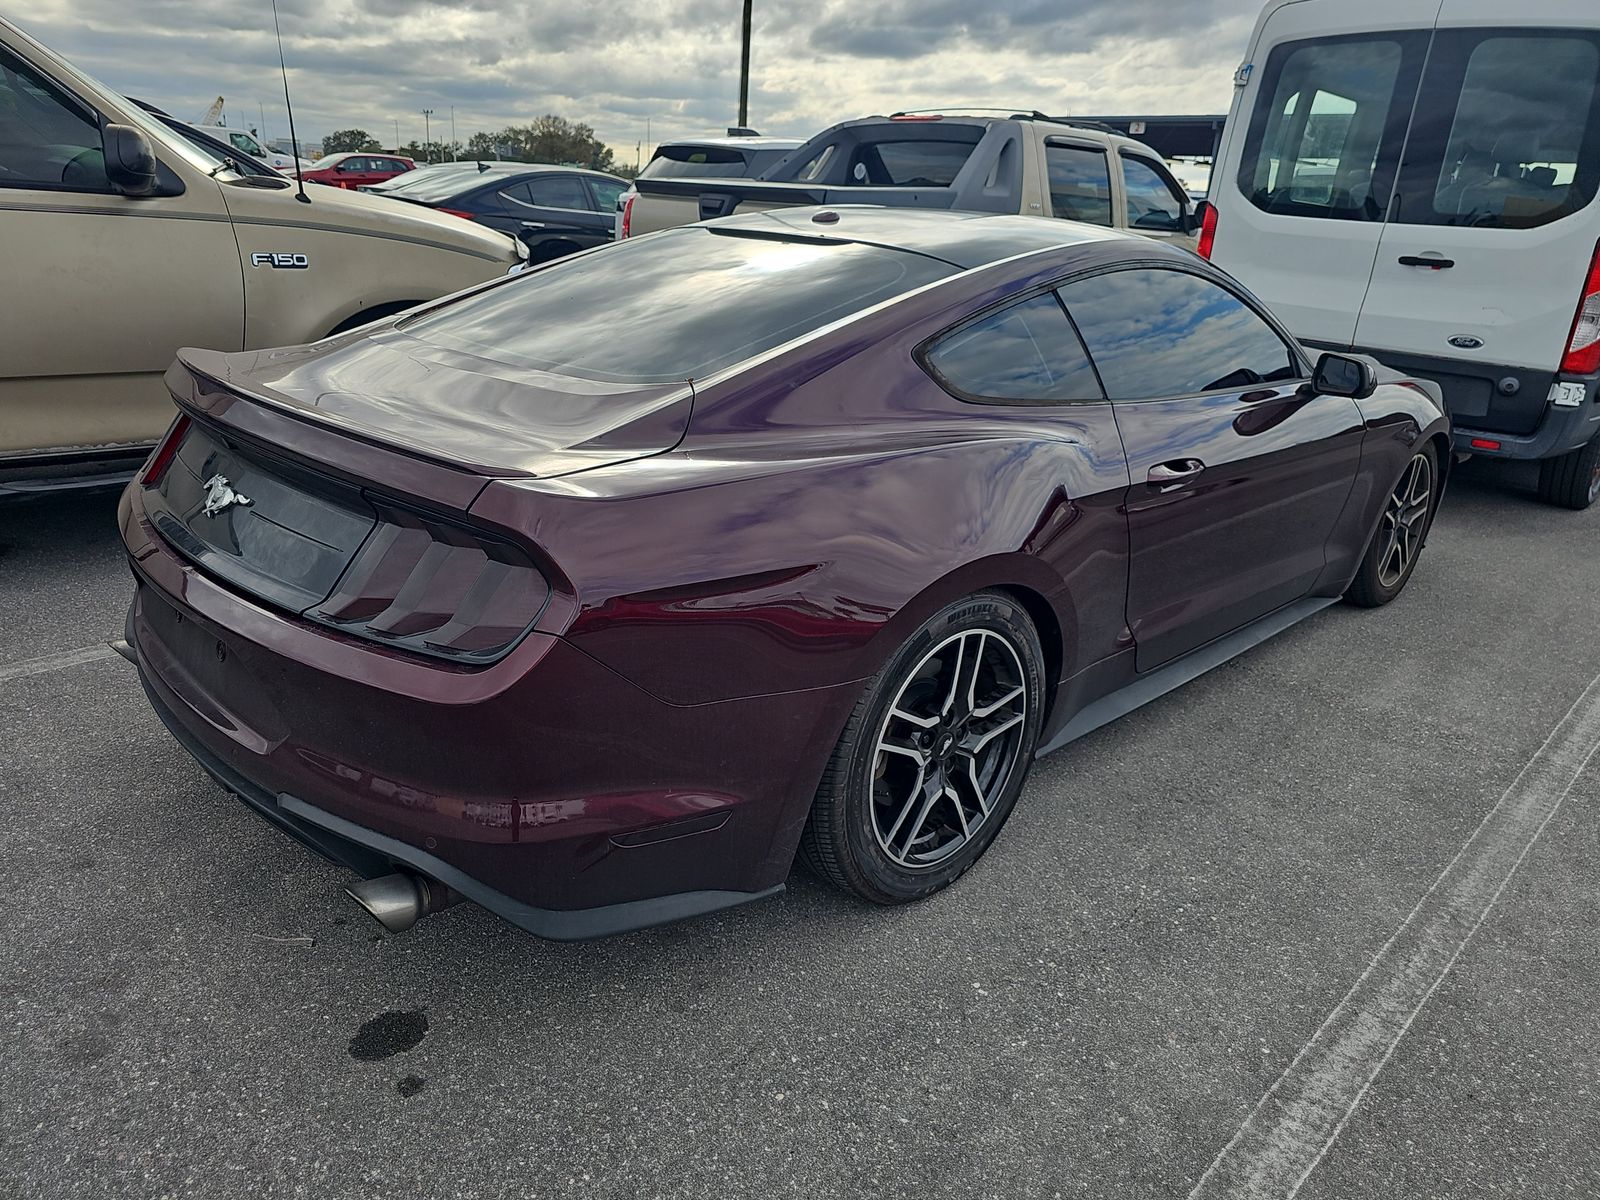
519;221;545;229
1147;459;1205;486
1398;255;1454;270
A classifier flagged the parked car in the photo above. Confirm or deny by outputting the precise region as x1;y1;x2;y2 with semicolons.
120;206;1449;940
188;123;312;175
379;162;630;261
622;113;1200;251
301;152;415;189
615;133;804;237
0;14;525;494
1204;0;1600;508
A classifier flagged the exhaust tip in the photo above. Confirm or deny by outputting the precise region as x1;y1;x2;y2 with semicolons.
345;873;424;933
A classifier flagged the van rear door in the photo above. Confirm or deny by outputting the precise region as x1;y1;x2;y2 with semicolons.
1217;1;1432;344
1352;7;1600;433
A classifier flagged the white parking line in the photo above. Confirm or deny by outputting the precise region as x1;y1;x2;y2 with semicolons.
1190;670;1600;1200
0;643;116;683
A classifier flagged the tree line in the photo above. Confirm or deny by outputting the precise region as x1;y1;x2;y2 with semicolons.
322;115;631;175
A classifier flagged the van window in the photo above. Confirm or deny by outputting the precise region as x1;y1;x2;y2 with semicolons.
1045;144;1112;225
1398;30;1600;229
1238;34;1427;222
0;46;108;191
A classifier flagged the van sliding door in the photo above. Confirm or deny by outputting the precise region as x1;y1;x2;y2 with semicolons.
1354;6;1600;433
1222;3;1430;346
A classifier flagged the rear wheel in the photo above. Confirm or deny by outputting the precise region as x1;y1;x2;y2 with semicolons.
1346;444;1438;608
1537;435;1600;511
799;592;1045;905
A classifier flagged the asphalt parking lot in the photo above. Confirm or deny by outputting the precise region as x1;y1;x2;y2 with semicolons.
4;459;1598;1200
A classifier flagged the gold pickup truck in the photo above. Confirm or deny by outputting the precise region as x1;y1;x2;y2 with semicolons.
0;15;525;494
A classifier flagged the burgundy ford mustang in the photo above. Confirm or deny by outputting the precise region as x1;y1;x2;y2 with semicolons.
118;207;1449;939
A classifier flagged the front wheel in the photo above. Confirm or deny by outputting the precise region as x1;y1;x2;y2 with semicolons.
1346;444;1438;608
1537;435;1600;511
799;592;1046;905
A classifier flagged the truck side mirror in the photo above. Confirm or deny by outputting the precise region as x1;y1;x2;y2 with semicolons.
1313;352;1378;400
103;124;157;196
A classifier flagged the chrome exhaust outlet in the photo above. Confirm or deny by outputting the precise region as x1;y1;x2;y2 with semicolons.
345;873;460;934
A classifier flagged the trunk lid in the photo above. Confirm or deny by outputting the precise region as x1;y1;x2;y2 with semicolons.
176;335;695;480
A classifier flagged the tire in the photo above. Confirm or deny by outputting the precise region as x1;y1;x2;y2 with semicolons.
1346;443;1439;608
1537;435;1600;511
799;591;1046;905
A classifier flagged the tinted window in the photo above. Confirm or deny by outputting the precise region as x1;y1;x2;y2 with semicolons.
1121;156;1186;231
405;228;955;384
925;293;1103;403
524;174;593;209
1238;34;1426;221
1400;30;1600;229
1061;270;1299;399
792;145;835;182
385;166;513;202
0;48;108;191
848;140;972;186
588;178;627;209
641;146;749;179
1045;144;1112;225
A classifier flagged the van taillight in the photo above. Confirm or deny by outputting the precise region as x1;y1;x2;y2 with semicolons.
620;192;636;238
1560;240;1600;375
1196;201;1218;261
141;414;191;486
307;504;551;663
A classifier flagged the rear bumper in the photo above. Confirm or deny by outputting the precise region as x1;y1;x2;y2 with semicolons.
1308;341;1600;460
120;484;858;940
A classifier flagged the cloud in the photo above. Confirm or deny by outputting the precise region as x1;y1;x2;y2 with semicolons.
13;0;1260;164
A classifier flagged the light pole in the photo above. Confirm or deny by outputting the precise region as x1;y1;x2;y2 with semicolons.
393;118;400;154
738;0;753;128
421;108;434;163
258;100;268;143
450;106;457;161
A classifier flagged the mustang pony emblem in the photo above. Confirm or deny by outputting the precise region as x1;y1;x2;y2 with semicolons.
200;474;253;518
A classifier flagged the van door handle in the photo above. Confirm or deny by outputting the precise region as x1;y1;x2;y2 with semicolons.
1398;255;1455;270
1148;459;1206;487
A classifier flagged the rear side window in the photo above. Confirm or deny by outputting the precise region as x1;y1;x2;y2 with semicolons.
0;47;108;192
640;145;749;179
847;140;973;186
924;293;1104;404
1238;33;1427;221
1060;269;1300;400
404;228;955;385
588;178;627;209
524;174;593;209
1398;30;1600;229
1121;155;1188;231
1045;144;1113;225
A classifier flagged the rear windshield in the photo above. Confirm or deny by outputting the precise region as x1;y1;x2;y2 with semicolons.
641;146;750;179
403;228;955;384
384;167;511;202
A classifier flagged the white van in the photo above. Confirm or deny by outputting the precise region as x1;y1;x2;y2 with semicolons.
189;124;312;174
1205;0;1600;508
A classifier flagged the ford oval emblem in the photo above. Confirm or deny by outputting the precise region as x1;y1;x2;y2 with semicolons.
1448;335;1485;350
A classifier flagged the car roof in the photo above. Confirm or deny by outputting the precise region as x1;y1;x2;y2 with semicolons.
658;136;804;150
703;206;1154;271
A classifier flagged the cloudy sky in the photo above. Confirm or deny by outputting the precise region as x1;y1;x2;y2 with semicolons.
17;1;1263;163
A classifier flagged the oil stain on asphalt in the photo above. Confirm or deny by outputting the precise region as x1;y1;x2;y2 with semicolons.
348;1010;428;1061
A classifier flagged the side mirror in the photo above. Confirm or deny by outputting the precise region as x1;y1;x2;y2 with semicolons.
103;124;157;196
1184;199;1212;236
1313;352;1378;400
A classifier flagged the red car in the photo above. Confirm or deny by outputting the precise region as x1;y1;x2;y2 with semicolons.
301;152;416;189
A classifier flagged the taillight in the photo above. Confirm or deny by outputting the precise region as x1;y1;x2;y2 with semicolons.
1196;201;1218;261
620;192;635;238
141;414;191;486
438;208;476;221
306;503;550;662
1560;239;1600;374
